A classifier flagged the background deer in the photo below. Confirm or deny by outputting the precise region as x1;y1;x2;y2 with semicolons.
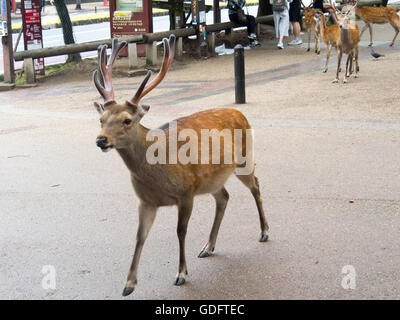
333;2;360;83
92;36;269;296
355;5;400;47
313;11;340;73
302;1;323;54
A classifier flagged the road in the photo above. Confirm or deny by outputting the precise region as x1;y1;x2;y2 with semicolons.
0;7;259;74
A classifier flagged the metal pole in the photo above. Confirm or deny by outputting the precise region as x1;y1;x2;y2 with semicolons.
2;0;15;83
234;44;245;104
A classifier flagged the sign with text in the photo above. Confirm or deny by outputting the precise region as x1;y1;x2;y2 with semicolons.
109;0;153;56
0;0;8;36
22;0;44;75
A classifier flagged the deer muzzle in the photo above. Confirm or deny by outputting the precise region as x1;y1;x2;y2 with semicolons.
96;136;113;152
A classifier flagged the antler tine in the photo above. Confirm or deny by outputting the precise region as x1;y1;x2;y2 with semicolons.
93;38;127;104
131;70;152;105
132;35;176;103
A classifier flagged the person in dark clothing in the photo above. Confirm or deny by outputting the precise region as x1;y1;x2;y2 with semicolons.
227;0;260;46
40;0;46;12
313;0;338;24
288;0;302;45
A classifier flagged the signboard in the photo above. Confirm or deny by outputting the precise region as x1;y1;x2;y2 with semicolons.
0;0;8;36
110;0;153;56
22;0;44;75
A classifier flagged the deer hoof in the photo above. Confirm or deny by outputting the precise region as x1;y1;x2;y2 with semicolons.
343;78;348;84
122;286;135;296
322;69;327;73
368;43;373;47
332;79;339;83
174;277;186;286
259;232;269;242
198;250;212;258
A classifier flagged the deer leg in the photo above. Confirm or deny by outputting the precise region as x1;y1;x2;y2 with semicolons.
175;197;194;286
307;28;311;52
390;24;399;47
316;32;321;54
123;202;157;296
354;48;359;78
198;187;230;258
333;49;342;83
323;43;332;73
344;53;352;83
368;23;373;47
359;23;368;38
236;173;269;242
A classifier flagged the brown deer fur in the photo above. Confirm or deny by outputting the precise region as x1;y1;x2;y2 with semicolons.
314;12;340;73
304;8;324;54
355;5;400;47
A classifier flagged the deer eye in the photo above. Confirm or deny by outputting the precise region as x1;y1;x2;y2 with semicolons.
123;118;132;125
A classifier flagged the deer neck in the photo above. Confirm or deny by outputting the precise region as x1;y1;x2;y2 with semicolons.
116;124;151;173
340;26;351;47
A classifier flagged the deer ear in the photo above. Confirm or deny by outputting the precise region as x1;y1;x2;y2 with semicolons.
141;104;150;113
94;102;104;115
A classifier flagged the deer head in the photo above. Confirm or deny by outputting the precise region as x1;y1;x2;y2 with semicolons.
93;35;176;152
334;0;359;30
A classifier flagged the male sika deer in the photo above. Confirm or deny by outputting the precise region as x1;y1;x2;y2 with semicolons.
355;4;400;47
92;36;269;296
333;3;360;83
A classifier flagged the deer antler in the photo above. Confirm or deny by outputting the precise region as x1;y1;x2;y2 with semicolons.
93;38;127;104
333;0;358;17
130;34;176;105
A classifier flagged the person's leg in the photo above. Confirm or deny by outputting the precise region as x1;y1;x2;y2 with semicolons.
288;0;302;45
246;15;256;36
278;10;290;49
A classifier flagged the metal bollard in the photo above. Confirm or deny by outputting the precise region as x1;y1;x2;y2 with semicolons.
234;44;245;104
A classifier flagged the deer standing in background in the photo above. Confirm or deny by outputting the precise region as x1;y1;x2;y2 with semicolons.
92;36;269;296
313;11;340;73
333;2;360;83
355;5;400;47
302;1;323;54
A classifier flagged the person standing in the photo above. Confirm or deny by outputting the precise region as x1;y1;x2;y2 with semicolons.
270;0;292;49
227;0;260;46
288;0;303;45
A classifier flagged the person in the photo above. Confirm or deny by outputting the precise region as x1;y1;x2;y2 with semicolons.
227;0;260;47
40;0;46;12
313;0;338;24
288;0;302;45
270;0;292;49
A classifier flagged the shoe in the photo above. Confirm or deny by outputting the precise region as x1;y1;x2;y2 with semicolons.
277;42;284;49
248;33;257;40
250;40;260;47
288;38;303;46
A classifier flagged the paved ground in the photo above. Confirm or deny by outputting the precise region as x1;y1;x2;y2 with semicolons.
0;23;400;299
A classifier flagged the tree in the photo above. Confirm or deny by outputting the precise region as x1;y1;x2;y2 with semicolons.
52;0;81;62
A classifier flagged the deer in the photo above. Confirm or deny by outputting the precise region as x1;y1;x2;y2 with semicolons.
333;2;360;83
301;1;323;54
313;11;340;73
92;36;270;296
355;4;400;47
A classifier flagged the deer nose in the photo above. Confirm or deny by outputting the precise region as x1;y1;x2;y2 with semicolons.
96;136;108;148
